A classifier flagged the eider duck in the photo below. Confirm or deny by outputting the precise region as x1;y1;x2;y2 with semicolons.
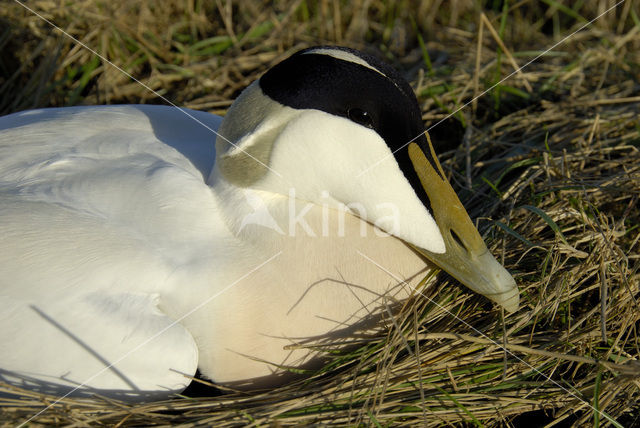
0;46;519;400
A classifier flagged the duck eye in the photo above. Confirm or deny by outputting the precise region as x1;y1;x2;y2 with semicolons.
347;108;373;128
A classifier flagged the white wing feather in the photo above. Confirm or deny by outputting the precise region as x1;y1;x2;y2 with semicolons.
0;105;223;399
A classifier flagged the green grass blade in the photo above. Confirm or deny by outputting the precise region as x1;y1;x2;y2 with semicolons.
540;0;588;23
593;368;601;428
482;176;503;198
432;385;483;427
521;204;568;245
494;221;535;247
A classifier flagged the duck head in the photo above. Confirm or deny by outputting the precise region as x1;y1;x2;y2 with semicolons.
211;46;519;313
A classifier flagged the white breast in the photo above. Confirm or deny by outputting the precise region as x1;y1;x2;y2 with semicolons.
173;191;429;386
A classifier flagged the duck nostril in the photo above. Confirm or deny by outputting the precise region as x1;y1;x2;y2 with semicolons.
450;229;468;252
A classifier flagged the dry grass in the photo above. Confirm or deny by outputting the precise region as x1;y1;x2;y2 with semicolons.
1;0;639;426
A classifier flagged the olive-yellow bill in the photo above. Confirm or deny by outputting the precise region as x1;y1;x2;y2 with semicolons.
408;134;519;313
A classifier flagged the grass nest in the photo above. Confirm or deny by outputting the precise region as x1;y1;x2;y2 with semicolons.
1;0;639;426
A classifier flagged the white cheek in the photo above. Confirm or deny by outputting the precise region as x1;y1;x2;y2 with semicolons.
259;110;446;254
347;146;446;254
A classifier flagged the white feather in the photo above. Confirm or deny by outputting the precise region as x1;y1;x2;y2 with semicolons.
0;105;218;398
0;103;435;398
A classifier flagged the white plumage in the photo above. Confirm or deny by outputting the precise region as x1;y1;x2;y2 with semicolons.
0;47;518;400
0;105;218;398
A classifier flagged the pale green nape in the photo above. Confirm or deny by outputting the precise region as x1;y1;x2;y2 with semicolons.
213;81;300;187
